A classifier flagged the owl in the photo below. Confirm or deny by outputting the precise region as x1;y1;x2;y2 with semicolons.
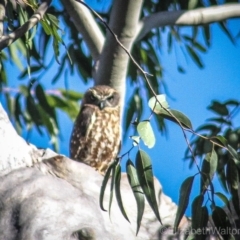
70;85;121;174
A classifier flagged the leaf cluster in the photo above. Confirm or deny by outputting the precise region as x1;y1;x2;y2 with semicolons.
4;80;82;150
100;150;161;235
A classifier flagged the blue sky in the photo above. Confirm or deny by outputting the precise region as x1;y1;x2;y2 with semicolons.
3;4;240;217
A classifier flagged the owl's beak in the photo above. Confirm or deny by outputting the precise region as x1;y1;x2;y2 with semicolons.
99;100;106;110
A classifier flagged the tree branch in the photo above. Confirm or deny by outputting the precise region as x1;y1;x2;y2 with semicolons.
61;0;104;61
0;103;186;239
136;3;240;40
0;0;51;51
94;0;143;108
0;104;44;175
0;0;6;38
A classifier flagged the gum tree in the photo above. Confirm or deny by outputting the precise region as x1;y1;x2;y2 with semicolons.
1;0;240;239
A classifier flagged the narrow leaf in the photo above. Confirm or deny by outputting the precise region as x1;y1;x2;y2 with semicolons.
212;206;232;239
201;149;218;192
208;101;229;116
228;145;240;169
192;196;209;239
99;162;114;211
59;89;83;101
148;95;169;113
35;84;56;121
215;192;229;206
159;109;192;129
174;176;194;232
226;159;239;192
108;161;116;216
186;45;204;68
126;159;145;235
191;195;204;230
115;164;130;222
202;25;211;47
211;136;228;147
231;188;240;216
137;121;155;148
136;150;161;223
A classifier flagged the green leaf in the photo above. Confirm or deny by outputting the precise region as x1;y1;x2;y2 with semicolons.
114;163;130;222
208;101;229;116
26;95;43;134
188;0;198;9
135;150;161;224
159;109;192;129
99;162;115;212
174;176;194;232
211;136;228;147
217;168;228;193
186;45;204;68
226;159;239;192
126;159;145;235
18;65;43;79
137;120;155;148
193;41;207;53
227;145;240;169
59;89;83;101
40;20;52;35
200;149;218;192
148;95;169;113
192;195;204;229
35;84;57;122
218;21;235;45
231;188;240;216
192;196;208;239
14;94;23;128
108;160;116;217
203;24;211;47
167;32;172;53
212;206;232;239
46;95;79;120
177;66;186;73
215;192;229;206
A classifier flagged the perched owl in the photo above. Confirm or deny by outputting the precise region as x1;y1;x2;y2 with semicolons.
70;85;121;174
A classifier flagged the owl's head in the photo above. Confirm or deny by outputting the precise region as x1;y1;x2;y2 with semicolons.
82;85;120;110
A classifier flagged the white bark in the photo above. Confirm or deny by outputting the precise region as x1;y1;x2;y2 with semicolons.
61;0;104;61
94;0;144;109
0;103;189;239
0;0;6;38
136;3;240;40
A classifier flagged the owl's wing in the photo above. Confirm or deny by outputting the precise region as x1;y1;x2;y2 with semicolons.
69;105;95;160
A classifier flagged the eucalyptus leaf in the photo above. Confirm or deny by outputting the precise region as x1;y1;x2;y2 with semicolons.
115;164;130;222
212;206;232;239
200;149;218;192
148;95;169;113
99;162;115;212
136;150;161;223
158;109;192;129
192;196;208;239
186;45;204;68
227;145;240;169
137;121;155;148
215;192;229;206
174;176;194;232
126;159;145;235
108;161;116;217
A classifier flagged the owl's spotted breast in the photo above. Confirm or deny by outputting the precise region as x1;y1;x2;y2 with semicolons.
70;85;121;175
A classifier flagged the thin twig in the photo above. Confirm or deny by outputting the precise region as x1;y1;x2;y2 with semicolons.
0;0;51;50
76;0;203;171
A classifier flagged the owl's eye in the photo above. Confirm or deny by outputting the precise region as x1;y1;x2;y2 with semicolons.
90;94;96;101
107;96;114;101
